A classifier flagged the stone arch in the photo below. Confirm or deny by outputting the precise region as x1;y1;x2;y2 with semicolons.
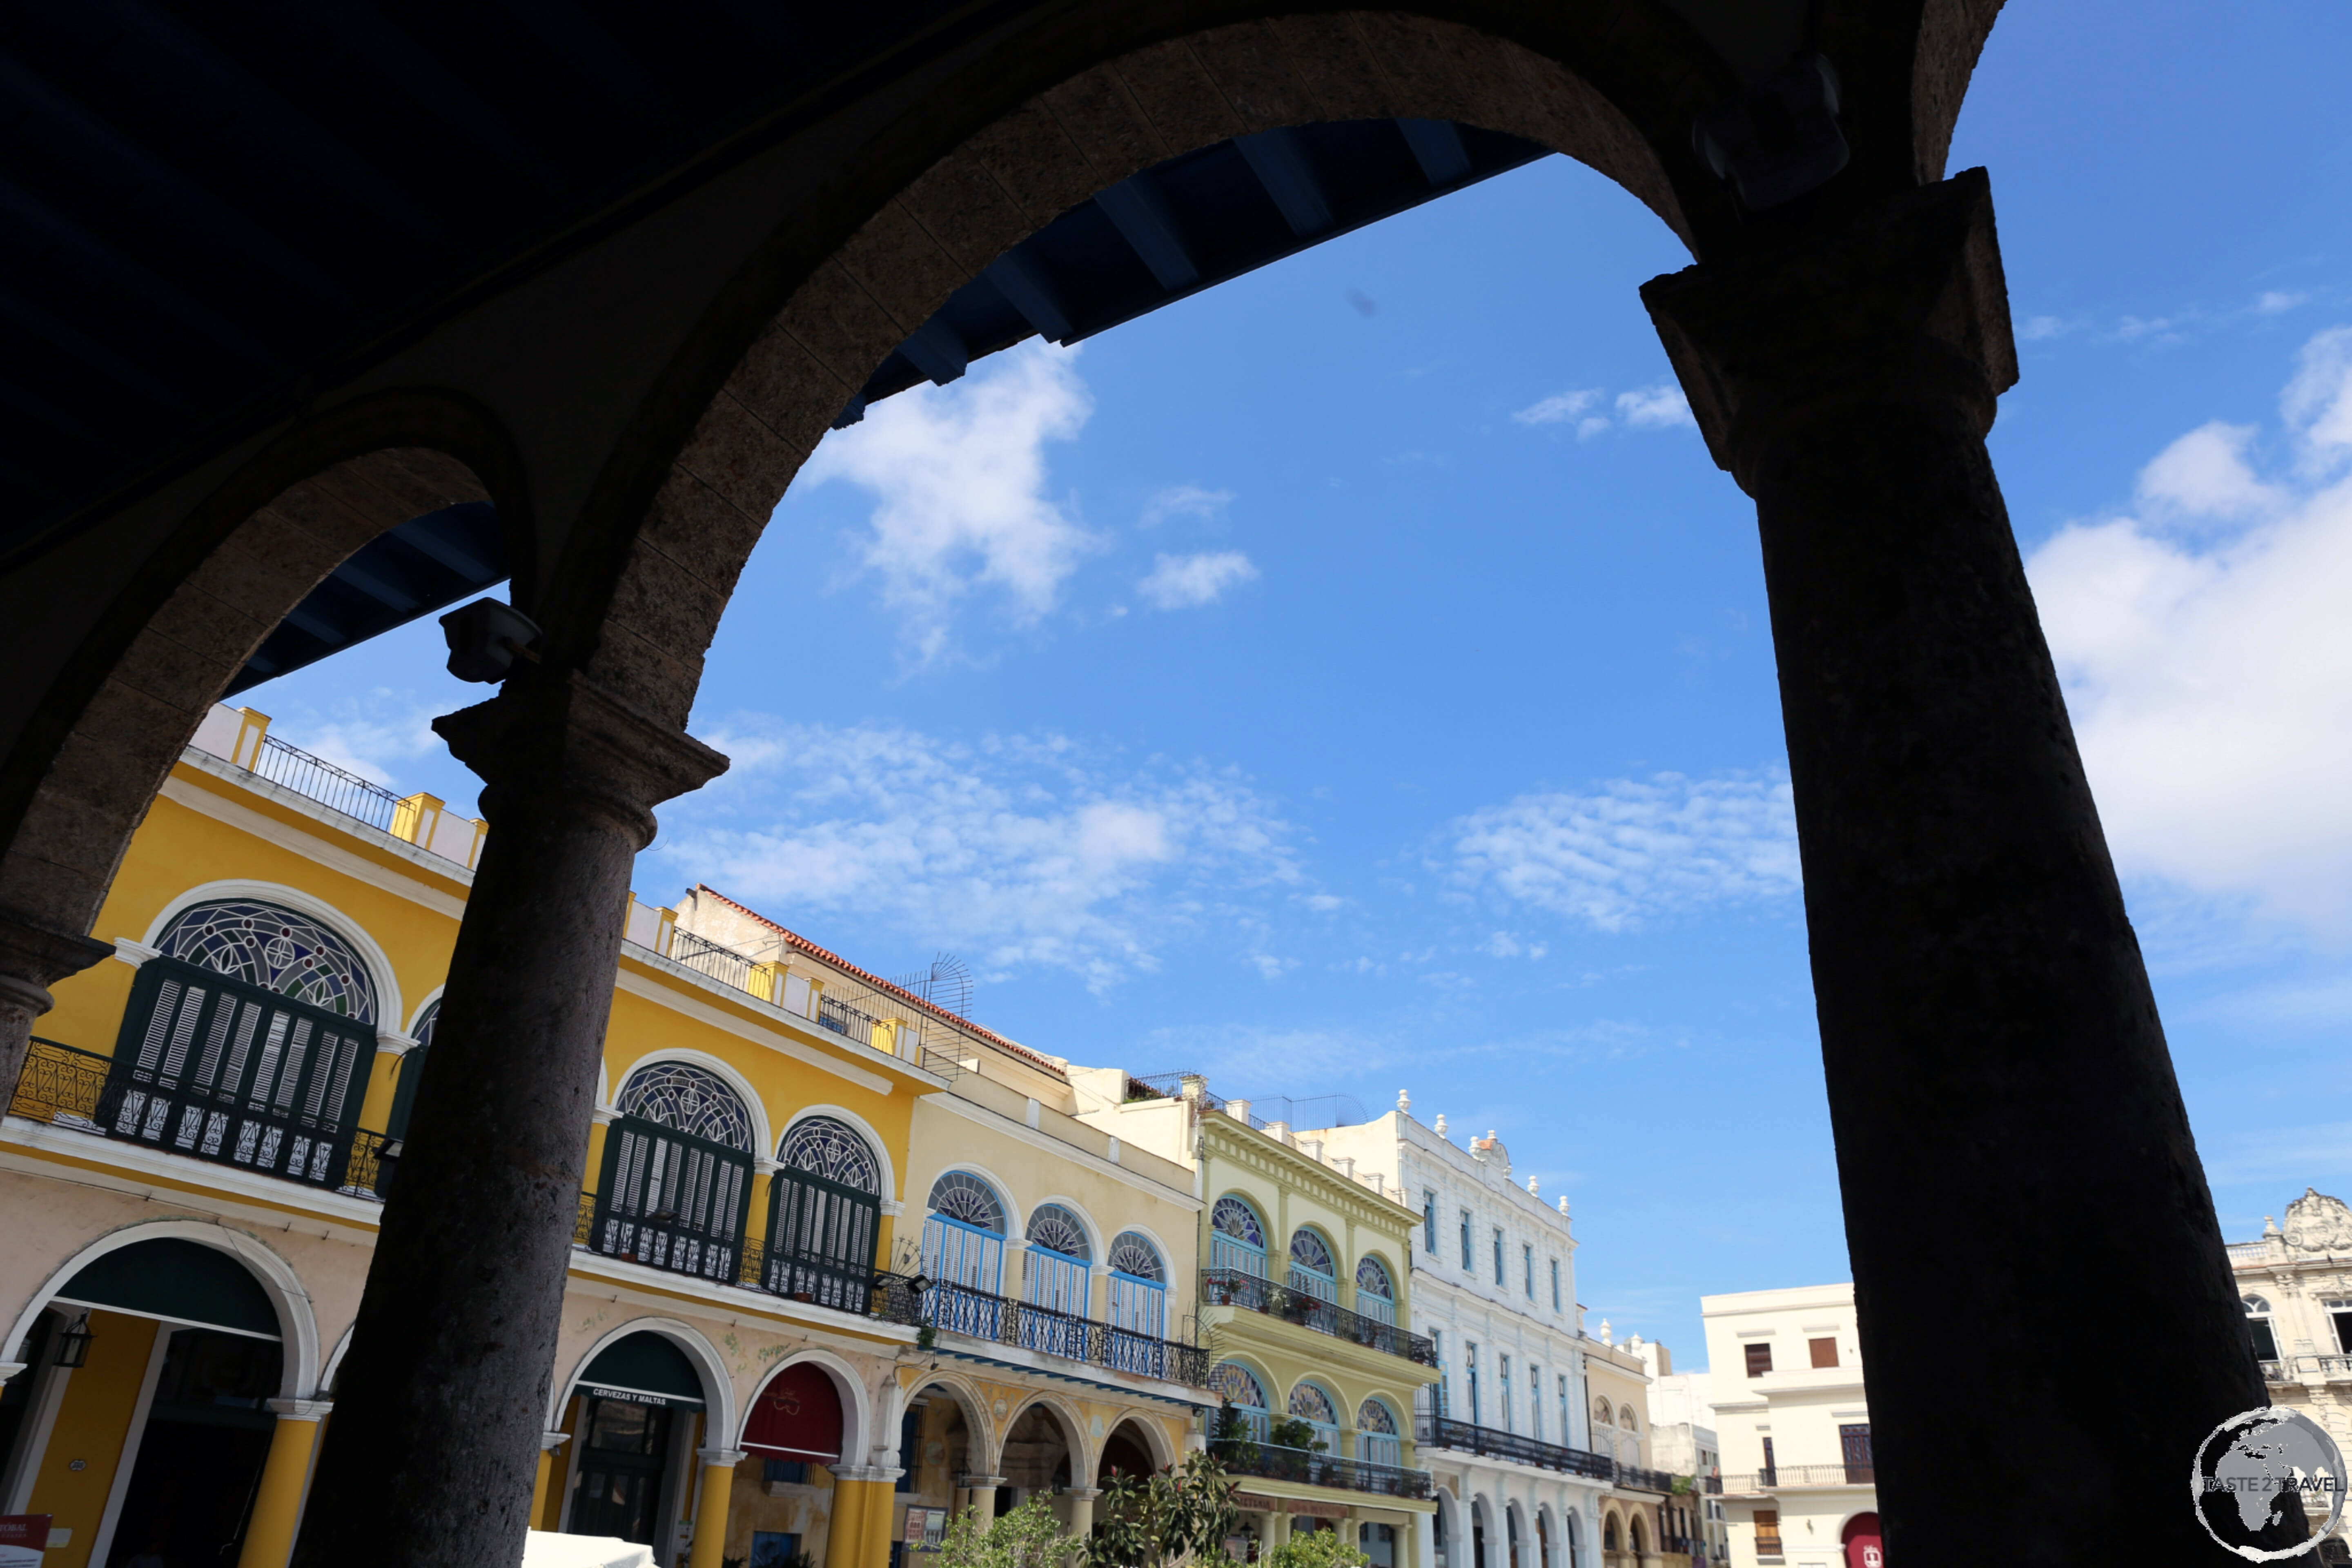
551;1315;739;1448
1102;1413;1175;1476
3;1218;323;1399
904;1371;999;1477
741;1346;874;1470
137;878;406;1038
1001;1389;1089;1490
0;391;527;980
554;11;1742;740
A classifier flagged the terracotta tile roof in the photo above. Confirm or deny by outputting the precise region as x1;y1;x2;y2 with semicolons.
687;884;1065;1078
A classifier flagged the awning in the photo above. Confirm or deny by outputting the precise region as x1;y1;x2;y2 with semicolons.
577;1333;706;1410
742;1363;842;1462
51;1238;280;1339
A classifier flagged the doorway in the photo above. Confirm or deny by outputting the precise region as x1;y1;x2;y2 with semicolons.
105;1327;282;1568
570;1396;680;1546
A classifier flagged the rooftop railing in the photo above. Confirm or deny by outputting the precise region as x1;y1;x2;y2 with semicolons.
1413;1414;1613;1481
1200;1267;1438;1366
246;733;404;833
1207;1439;1433;1500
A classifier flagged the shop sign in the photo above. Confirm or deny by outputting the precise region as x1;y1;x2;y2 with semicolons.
903;1508;947;1552
0;1516;51;1568
580;1382;700;1410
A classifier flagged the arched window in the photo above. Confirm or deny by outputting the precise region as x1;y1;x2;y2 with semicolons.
1619;1405;1638;1432
922;1172;1009;1334
593;1063;754;1283
1289;1228;1338;1302
766;1116;883;1310
1210;1195;1268;1276
1603;1516;1619;1554
1628;1516;1646;1554
107;898;376;1189
1023;1203;1093;1339
1356;1398;1401;1469
1593;1398;1615;1429
1289;1381;1340;1454
1209;1361;1271;1443
156;898;377;1019
1107;1232;1168;1347
1355;1255;1396;1325
2246;1295;2281;1361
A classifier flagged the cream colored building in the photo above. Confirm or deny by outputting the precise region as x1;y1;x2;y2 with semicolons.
1699;1285;1876;1568
2232;1185;2352;1562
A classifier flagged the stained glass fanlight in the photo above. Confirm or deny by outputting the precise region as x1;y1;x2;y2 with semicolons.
155;898;376;1020
616;1062;754;1151
777;1116;881;1193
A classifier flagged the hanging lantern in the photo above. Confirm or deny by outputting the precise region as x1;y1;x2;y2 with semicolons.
54;1313;94;1369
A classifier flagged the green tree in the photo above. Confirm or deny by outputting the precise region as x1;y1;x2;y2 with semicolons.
937;1497;1079;1568
1263;1527;1369;1568
1208;1401;1261;1474
1085;1452;1243;1568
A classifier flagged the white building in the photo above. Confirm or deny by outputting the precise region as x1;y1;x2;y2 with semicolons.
1307;1100;1632;1568
1699;1284;1878;1568
2232;1186;2352;1563
1633;1343;1727;1564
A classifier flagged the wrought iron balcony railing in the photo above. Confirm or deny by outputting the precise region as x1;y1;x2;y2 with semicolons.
1615;1463;1682;1494
1207;1438;1433;1500
1719;1463;1875;1492
2263;1355;2352;1383
919;1279;1212;1387
1414;1414;1614;1480
13;1037;398;1200
1199;1268;1438;1366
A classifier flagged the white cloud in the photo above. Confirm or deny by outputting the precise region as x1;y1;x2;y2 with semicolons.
2026;324;2352;940
1513;389;1599;426
801;343;1095;660
1615;385;1694;429
2258;291;2309;315
1138;551;1259;610
2020;314;2071;342
648;721;1301;988
1515;383;1693;439
1141;485;1234;528
1303;893;1343;912
1481;931;1549;960
1446;771;1800;932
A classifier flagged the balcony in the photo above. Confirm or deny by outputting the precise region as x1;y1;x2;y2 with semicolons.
1200;1267;1439;1366
2263;1356;2352;1384
1209;1439;1433;1501
1414;1414;1613;1481
1719;1464;1875;1493
916;1278;1212;1387
1613;1463;1681;1494
9;1037;392;1197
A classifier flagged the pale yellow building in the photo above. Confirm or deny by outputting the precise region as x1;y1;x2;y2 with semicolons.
1078;1076;1441;1568
0;708;1209;1568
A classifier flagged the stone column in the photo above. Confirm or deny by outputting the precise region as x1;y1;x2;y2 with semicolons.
0;912;111;1108
1413;1506;1434;1568
288;668;726;1568
1062;1485;1100;1567
237;1399;332;1568
963;1475;1004;1523
1640;168;2262;1565
689;1448;749;1568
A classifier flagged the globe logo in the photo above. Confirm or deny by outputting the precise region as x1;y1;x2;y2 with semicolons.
2194;1406;2349;1559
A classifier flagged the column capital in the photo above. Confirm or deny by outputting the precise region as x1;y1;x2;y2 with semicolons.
375;1031;421;1057
698;1447;749;1466
434;668;729;849
1641;169;2017;494
543;1430;574;1451
1062;1487;1102;1501
267;1398;335;1421
0;907;114;1016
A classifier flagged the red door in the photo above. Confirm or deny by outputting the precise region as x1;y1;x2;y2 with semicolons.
1842;1512;1883;1568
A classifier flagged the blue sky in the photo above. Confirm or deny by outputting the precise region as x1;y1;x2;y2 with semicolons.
247;0;2352;1369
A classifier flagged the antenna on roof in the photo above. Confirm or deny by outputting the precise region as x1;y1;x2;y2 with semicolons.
895;952;972;1018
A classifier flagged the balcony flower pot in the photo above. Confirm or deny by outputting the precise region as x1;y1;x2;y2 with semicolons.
791;1290;815;1303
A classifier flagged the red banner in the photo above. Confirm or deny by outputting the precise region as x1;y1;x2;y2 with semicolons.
742;1363;843;1461
0;1520;48;1548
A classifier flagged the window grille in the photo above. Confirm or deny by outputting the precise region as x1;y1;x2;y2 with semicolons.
1423;1190;1438;1251
154;899;377;1021
1210;1362;1271;1441
766;1116;882;1310
1210;1195;1267;1275
1459;1209;1472;1270
1354;1255;1396;1325
1024;1203;1092;1322
1550;1258;1561;1311
1492;1227;1505;1286
1290;1381;1340;1453
922;1172;1007;1305
595;1114;751;1283
1289;1228;1337;1301
617;1062;755;1152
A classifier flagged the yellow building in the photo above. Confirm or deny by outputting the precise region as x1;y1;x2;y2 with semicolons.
1076;1076;1441;1568
0;708;1211;1568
